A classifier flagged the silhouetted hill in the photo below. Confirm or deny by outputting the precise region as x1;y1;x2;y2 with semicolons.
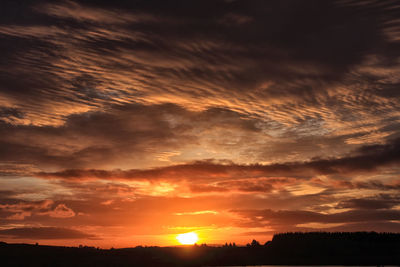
267;232;400;265
0;232;399;266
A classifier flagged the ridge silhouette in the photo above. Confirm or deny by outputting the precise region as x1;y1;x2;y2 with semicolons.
0;232;399;266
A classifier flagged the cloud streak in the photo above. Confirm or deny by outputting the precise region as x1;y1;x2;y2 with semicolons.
0;227;95;240
36;137;400;181
0;200;75;220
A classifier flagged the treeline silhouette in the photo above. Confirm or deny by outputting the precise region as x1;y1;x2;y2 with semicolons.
1;232;399;266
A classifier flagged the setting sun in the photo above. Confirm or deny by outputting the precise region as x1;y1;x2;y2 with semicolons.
176;232;199;245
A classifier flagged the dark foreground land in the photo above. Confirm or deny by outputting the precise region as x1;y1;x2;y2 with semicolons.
1;232;399;266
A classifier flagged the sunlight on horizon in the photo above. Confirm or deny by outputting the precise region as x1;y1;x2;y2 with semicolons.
176;232;199;245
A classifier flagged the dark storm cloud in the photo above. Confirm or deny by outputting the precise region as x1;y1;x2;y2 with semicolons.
0;227;95;239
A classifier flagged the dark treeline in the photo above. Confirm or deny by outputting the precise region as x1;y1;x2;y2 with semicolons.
273;231;400;242
1;232;399;266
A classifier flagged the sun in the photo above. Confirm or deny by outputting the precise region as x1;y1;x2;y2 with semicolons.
176;232;198;245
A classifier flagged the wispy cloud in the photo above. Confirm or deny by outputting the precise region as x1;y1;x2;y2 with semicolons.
0;227;95;239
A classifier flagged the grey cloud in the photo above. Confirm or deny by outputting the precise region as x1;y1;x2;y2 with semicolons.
0;0;398;130
232;208;400;226
0;227;95;239
336;195;400;210
35;137;400;179
0;200;76;220
0;103;261;170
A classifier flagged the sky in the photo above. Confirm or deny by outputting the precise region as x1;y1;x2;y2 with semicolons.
0;0;400;248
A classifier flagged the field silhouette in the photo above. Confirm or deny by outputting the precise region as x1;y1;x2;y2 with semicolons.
1;232;399;266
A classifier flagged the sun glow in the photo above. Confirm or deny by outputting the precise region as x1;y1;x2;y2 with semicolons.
176;232;198;245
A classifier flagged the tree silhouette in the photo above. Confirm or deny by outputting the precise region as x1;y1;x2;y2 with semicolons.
0;232;399;266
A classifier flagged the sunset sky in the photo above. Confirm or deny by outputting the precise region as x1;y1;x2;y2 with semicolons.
0;0;400;248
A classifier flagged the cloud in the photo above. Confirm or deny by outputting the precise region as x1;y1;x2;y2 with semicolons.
0;103;265;170
0;227;95;239
190;177;296;193
35;137;400;181
336;195;400;210
331;179;400;191
49;204;76;218
37;1;155;24
231;208;400;227
0;107;24;124
0;0;398;135
0;200;75;220
0;0;399;173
